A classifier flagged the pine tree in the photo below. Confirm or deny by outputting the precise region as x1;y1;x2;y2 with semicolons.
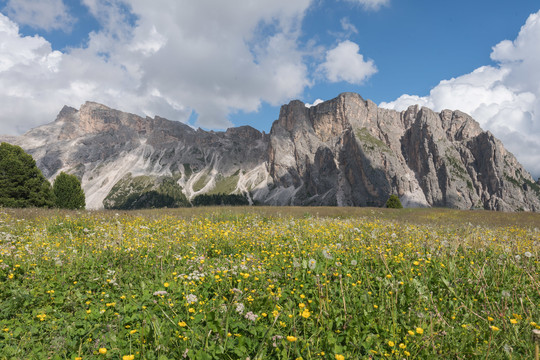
53;172;86;209
385;194;403;209
0;142;55;208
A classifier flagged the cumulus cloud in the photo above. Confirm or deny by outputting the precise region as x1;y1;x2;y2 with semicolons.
3;0;74;32
318;40;377;84
345;0;390;11
380;10;540;178
0;0;314;133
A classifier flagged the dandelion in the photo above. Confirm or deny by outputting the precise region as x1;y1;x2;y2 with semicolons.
301;309;310;318
510;319;518;324
308;259;317;270
98;348;107;355
335;355;345;360
122;356;135;360
399;343;406;349
322;249;332;259
490;326;500;331
388;340;395;347
164;282;170;287
351;259;357;266
416;327;424;334
286;335;297;342
178;321;187;327
524;251;532;258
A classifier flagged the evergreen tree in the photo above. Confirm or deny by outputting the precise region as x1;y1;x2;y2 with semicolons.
385;194;403;209
53;172;86;209
0;142;54;208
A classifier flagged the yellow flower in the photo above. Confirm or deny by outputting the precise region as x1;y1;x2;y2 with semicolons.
178;321;187;327
416;327;424;334
130;329;138;334
122;356;135;360
164;282;170;288
490;326;500;331
407;330;415;336
510;319;518;324
404;351;411;356
301;309;310;318
286;335;297;342
298;303;306;309
388;341;395;347
399;343;406;349
98;348;107;355
335;355;345;360
75;357;82;360
487;316;494;322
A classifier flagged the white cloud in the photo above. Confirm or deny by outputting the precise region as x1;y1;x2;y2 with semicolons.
380;10;540;178
340;17;358;35
3;0;74;32
318;40;377;85
345;0;390;11
305;99;324;108
0;0;314;133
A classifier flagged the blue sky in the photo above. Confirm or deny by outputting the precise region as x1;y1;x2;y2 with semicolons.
0;0;540;177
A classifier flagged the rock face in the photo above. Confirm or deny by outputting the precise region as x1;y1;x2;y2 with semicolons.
2;93;539;211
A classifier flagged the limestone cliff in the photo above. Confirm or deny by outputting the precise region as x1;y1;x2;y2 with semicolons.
2;93;539;211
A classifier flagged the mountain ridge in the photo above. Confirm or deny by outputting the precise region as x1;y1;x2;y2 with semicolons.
2;92;539;211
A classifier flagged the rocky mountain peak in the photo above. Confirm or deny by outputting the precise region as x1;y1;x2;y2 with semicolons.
4;92;539;211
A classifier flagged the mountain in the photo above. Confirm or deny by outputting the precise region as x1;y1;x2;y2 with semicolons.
2;93;539;211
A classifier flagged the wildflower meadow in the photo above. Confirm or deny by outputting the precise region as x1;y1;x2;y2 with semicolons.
0;207;538;359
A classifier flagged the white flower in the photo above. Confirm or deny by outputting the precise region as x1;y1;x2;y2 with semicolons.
235;303;245;314
186;294;198;304
244;311;258;322
524;251;532;258
153;291;168;296
308;259;317;270
351;259;358;266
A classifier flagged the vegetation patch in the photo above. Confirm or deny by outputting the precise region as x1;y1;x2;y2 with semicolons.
354;128;391;153
103;174;189;209
207;172;240;195
192;172;210;192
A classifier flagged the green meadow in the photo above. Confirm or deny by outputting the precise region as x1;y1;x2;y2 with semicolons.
0;207;538;359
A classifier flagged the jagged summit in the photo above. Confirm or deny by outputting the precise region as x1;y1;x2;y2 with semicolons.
3;93;539;211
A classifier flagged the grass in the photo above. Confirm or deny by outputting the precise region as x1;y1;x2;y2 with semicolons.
192;173;209;192
0;206;538;359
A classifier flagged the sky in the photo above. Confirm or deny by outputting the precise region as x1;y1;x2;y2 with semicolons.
0;0;540;178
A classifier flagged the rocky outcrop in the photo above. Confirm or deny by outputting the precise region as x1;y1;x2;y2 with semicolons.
2;93;539;211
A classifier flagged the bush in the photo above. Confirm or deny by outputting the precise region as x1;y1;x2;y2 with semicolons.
385;194;403;209
0;142;54;208
53;172;86;209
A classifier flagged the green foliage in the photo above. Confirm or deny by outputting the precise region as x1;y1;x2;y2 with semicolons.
0;142;54;208
53;172;86;209
385;194;403;209
192;193;249;206
104;174;190;210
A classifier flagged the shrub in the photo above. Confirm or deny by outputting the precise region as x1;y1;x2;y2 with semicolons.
385;194;403;209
